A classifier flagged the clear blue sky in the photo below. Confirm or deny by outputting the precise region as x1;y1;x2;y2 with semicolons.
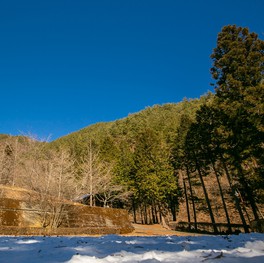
0;0;263;141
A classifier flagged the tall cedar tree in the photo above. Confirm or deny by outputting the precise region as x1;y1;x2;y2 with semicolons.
211;25;264;220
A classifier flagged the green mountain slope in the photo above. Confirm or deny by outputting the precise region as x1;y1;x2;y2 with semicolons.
50;96;208;158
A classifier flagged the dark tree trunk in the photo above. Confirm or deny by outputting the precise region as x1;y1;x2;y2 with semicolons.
151;203;155;224
183;177;191;231
194;152;218;234
236;160;259;221
170;199;177;222
132;198;137;223
220;154;249;233
211;159;232;233
186;165;197;231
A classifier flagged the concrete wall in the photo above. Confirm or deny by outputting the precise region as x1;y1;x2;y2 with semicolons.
0;186;134;235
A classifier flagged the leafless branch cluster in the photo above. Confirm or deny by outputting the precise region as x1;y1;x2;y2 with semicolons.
77;141;131;207
0;135;130;228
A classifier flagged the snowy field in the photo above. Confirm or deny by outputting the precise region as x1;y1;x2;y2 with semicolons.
0;233;264;263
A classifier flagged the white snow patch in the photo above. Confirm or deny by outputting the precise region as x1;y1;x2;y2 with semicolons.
16;239;41;244
0;233;263;262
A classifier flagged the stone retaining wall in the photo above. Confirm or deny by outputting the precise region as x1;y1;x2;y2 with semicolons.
0;197;134;235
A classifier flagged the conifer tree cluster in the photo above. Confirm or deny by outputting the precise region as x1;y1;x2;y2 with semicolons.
172;25;263;233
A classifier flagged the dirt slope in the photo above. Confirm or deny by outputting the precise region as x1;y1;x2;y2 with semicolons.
124;224;202;236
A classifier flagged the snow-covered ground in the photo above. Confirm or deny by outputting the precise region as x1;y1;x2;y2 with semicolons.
0;233;263;263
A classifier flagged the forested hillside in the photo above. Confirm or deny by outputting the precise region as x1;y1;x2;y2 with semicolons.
0;25;263;233
50;96;209;221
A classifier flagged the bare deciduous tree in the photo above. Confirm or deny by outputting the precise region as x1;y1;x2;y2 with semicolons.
18;136;76;228
32;149;76;228
78;141;131;207
95;163;131;207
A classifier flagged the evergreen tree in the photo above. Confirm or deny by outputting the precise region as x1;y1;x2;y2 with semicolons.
211;25;264;220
